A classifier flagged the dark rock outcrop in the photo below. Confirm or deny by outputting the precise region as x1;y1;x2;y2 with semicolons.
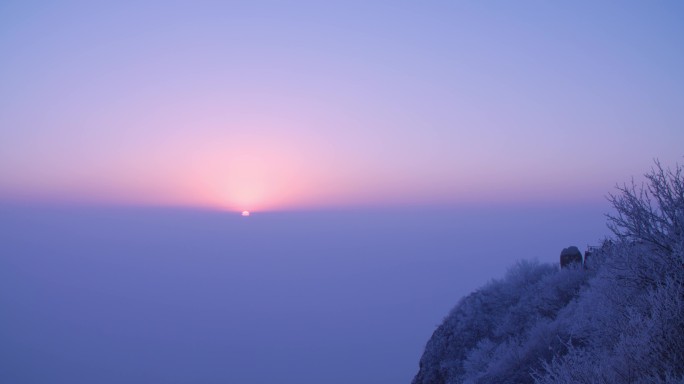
559;246;582;268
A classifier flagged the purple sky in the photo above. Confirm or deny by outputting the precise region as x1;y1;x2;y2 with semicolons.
1;1;683;210
5;4;681;383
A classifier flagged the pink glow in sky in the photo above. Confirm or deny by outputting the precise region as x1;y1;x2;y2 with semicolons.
1;2;683;211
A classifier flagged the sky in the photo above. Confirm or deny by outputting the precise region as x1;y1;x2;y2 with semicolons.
2;1;683;211
3;3;682;383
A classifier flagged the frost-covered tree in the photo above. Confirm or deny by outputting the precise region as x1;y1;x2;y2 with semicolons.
413;160;684;384
607;160;684;256
535;160;684;383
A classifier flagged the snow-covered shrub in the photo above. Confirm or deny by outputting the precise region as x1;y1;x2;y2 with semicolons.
413;262;588;384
